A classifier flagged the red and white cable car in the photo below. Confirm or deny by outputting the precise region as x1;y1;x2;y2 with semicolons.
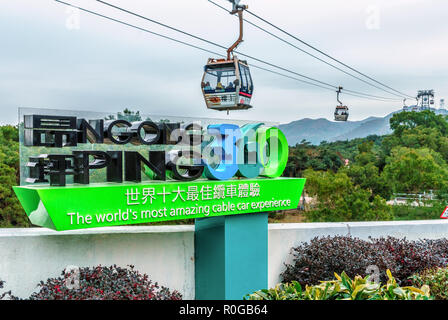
201;0;253;114
334;86;349;121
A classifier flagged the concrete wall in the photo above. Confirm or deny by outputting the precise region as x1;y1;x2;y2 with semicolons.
0;226;195;299
1;220;448;299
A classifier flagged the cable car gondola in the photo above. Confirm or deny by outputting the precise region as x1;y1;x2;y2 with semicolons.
334;86;349;121
201;0;253;114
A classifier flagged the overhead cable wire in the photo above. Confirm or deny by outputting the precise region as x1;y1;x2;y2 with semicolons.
54;0;400;104
54;1;335;92
344;92;401;102
96;0;229;51
95;0;401;101
250;64;400;102
95;0;337;90
243;5;416;99
343;88;400;101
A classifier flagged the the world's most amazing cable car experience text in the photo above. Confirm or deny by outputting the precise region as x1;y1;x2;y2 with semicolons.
201;0;254;114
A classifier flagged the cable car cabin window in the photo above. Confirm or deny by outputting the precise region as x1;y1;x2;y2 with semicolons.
203;67;237;94
335;107;348;115
238;63;253;96
247;67;254;93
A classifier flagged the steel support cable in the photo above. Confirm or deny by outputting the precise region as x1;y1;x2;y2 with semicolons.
343;92;400;102
253;65;400;102
54;1;225;57
243;7;416;99
55;0;335;92
250;64;337;91
208;0;402;101
344;88;400;101
96;0;229;51
54;0;400;103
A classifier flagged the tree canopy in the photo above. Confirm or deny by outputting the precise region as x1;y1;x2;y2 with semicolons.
0;125;29;227
285;110;448;222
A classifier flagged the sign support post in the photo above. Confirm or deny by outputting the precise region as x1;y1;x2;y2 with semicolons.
195;212;268;300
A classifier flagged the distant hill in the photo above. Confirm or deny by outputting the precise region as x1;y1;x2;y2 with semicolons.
279;107;448;145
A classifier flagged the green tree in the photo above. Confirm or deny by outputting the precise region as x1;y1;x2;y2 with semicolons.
384;126;448;162
382;147;448;193
342;141;393;200
389;110;448;137
303;169;392;222
342;164;392;200
285;140;343;176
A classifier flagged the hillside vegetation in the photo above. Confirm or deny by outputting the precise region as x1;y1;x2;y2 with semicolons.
284;110;448;222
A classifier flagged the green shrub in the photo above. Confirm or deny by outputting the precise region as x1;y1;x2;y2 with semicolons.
246;270;431;300
410;267;448;300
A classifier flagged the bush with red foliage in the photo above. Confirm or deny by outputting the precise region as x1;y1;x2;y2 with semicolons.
0;279;17;300
29;265;182;300
281;236;448;286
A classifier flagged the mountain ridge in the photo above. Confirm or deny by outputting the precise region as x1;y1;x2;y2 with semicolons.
279;108;448;145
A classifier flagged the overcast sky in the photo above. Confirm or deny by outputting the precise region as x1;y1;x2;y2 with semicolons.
1;0;447;125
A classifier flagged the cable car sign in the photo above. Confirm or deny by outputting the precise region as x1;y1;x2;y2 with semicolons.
440;206;448;219
13;108;305;231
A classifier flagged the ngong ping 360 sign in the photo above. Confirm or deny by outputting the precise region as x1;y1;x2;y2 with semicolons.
14;108;305;231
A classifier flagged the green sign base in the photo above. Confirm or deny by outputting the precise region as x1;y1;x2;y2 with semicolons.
13;178;306;231
195;213;268;300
